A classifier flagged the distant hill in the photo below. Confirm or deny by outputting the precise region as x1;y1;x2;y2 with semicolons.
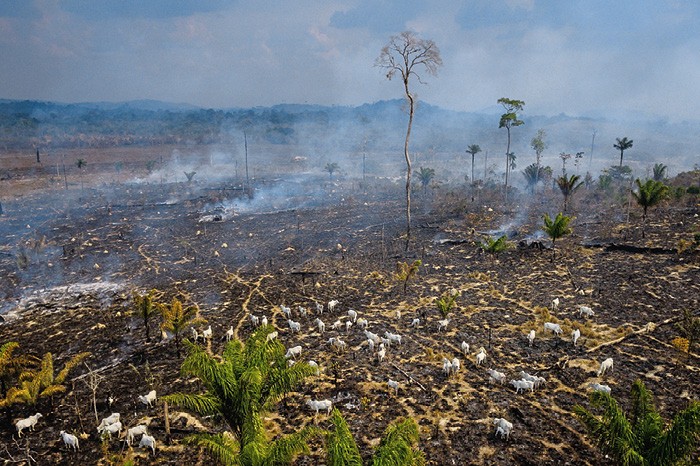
0;98;697;173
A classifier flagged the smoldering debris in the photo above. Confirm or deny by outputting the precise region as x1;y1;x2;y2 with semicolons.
0;281;125;323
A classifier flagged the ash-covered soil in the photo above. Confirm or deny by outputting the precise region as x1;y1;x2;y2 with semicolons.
1;153;699;465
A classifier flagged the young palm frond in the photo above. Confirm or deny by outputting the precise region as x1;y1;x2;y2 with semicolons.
265;425;320;466
181;340;238;399
480;235;509;258
55;352;90;385
629;379;663;455
183;433;242;466
263;361;317;410
3;352;89;405
327;408;363;466
372;418;425;466
0;342;39;397
164;325;317;466
651;402;700;466
573;390;641;465
163;392;222;417
574;379;700;466
435;289;460;318
238;412;268;465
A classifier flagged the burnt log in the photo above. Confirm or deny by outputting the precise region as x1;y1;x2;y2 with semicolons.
63;244;77;257
583;242;677;254
518;239;548;250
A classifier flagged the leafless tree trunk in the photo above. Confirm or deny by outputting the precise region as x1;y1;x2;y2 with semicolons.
376;31;442;252
403;87;415;251
81;363;103;424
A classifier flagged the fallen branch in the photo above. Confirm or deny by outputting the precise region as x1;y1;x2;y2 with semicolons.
390;362;426;391
586;316;679;354
581;242;677;255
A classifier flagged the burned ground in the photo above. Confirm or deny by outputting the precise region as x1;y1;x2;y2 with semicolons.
0;147;699;465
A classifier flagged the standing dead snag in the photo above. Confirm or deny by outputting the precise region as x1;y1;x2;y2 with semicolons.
81;363;104;424
376;31;442;251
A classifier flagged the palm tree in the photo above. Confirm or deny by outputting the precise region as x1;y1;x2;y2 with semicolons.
465;144;482;201
556;174;584;212
75;158;87;190
631;178;669;239
522;163;549;194
163;326;318;466
614;137;634;167
159;297;204;358
2;351;89;406
133;289;159;342
416;167;435;195
0;342;38;398
573;379;700;466
543;212;573;262
531;129;547;179
327;408;424;466
325;162;340;180
652;163;667;181
498;98;525;203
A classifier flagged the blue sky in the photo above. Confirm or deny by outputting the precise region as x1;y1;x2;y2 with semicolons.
1;0;698;120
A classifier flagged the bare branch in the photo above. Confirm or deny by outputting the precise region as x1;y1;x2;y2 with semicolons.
376;31;442;86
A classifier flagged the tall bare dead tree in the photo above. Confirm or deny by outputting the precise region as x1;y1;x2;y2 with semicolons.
376;31;442;251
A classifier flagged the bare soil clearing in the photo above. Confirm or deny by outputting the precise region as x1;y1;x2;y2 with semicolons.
1;147;698;465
